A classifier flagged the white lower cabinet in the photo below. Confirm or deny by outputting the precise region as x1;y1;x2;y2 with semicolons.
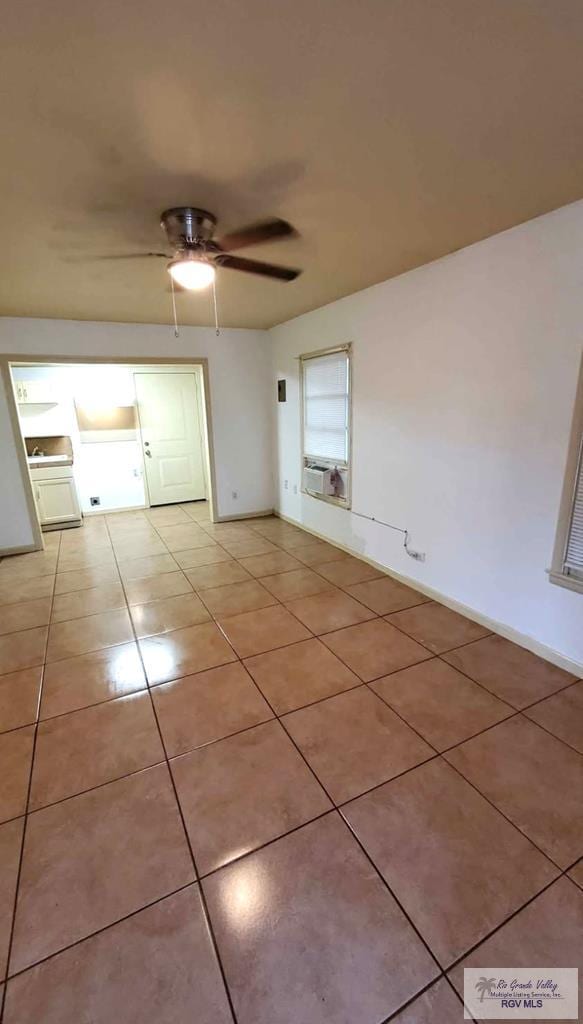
30;468;82;526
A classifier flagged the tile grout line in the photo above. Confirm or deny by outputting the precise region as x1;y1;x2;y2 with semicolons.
155;520;457;1017
8;518;582;846
26;676;148;728
2;518;580;706
19;756;171;818
434;646;581;717
93;512;583;821
4;799;580;992
369;682;519;758
102;512;240;1024
9;528;583;1015
243;529;581;696
3;517;581;795
513;706;583;756
211;703;452;1015
438;751;568;874
0;629;561;736
253;577;583;866
378;971;473;1024
230;560;580;774
0;508;581;1017
4;642;580;759
276;662;573;989
271;750;448;985
2;880;198;985
441;871;583;979
201;522;583;998
206;586;452;995
324;603;575;875
5;687;578;853
381;634;583;755
0;527;62;1024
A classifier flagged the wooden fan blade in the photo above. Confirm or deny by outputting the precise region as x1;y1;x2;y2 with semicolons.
217;254;301;281
216;218;297;252
65;252;170;262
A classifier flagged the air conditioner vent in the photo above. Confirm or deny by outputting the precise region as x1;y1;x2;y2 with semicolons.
304;465;334;496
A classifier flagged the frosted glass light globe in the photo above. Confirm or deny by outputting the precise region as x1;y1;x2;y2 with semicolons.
168;257;215;290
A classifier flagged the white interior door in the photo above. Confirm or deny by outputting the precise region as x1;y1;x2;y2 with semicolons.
134;372;206;505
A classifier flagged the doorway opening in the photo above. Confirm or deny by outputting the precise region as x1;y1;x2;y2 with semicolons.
8;360;216;543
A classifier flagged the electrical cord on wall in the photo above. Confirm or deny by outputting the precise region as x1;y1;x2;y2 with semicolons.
350;509;426;561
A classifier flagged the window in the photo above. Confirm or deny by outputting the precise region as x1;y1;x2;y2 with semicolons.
563;440;583;579
550;356;583;593
301;346;351;506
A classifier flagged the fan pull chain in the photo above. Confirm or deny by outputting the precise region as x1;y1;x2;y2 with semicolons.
170;277;180;339
212;275;220;336
170;269;219;339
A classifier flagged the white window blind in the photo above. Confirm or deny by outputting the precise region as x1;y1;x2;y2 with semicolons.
564;435;583;579
303;350;350;464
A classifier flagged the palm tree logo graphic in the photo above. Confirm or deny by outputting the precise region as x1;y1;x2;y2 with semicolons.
475;977;497;1002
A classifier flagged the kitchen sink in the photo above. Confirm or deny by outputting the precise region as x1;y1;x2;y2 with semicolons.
28;454;70;464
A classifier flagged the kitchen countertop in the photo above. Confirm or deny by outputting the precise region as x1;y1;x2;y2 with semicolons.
27;454;74;468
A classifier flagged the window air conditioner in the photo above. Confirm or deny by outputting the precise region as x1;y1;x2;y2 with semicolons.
304;465;334;496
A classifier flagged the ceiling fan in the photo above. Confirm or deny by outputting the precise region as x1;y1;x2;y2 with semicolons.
89;207;301;291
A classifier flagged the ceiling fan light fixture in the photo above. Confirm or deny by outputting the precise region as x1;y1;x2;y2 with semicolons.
167;254;216;290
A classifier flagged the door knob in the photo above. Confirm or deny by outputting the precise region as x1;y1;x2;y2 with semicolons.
144;448;152;458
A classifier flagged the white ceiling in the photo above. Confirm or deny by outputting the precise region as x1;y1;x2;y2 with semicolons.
2;0;583;329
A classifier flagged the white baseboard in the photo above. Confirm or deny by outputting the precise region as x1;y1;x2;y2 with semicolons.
84;504;273;524
83;504;148;517
0;542;39;557
41;522;81;532
275;510;583;677
217;508;273;523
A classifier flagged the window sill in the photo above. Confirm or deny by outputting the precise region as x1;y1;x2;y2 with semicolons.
302;489;351;510
548;569;583;596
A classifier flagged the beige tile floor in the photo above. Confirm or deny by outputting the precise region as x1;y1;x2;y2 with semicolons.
0;500;582;1023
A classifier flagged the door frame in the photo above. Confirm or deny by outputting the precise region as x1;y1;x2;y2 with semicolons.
2;355;220;553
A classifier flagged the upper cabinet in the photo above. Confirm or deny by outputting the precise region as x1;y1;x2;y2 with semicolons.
15;380;60;404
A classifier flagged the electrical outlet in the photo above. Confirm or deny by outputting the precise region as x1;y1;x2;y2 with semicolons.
89;496;101;507
284;480;289;490
232;490;238;500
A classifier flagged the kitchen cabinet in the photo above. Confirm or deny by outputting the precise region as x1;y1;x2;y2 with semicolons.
15;380;59;404
30;466;81;526
34;477;80;526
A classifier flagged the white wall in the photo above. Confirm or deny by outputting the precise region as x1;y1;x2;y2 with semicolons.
76;441;145;513
0;320;274;549
0;371;33;550
271;200;583;669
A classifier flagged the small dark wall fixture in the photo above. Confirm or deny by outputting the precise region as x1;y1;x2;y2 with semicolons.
278;379;287;402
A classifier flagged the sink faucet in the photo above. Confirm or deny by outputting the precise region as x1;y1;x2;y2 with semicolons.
31;446;43;456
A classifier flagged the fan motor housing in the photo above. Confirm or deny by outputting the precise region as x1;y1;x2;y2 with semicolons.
161;207;217;248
